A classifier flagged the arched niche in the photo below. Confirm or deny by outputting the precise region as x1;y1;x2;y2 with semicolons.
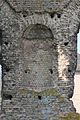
21;24;58;92
23;24;53;39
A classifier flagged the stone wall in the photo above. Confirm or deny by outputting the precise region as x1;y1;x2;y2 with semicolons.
0;0;80;119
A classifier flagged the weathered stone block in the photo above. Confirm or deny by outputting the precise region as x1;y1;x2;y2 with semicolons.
0;0;80;119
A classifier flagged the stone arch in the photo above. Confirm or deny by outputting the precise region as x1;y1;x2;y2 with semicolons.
23;24;54;39
22;14;53;31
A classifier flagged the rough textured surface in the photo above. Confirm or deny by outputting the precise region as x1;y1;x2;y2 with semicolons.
0;0;80;119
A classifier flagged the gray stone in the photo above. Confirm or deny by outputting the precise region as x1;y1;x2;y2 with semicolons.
0;0;80;119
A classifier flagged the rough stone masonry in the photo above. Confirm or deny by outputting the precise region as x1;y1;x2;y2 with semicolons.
0;0;80;119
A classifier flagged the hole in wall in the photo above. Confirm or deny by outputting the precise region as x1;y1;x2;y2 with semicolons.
68;68;72;73
3;94;13;100
22;11;28;17
64;42;69;46
23;14;26;18
4;41;8;46
5;66;10;72
50;12;55;18
12;84;15;87
25;70;28;73
38;96;42;100
68;87;74;99
57;14;61;18
24;69;30;74
49;69;53;74
50;12;61;18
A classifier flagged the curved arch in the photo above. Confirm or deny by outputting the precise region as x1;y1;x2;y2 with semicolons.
23;24;54;39
21;14;53;31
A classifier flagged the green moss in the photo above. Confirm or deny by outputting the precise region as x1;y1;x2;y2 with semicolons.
41;88;59;96
18;88;65;99
60;112;80;120
18;88;60;96
49;112;80;120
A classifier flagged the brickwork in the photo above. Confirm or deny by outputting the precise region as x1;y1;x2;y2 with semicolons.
0;0;80;119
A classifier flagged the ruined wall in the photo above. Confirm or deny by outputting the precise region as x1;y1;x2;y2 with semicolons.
0;0;80;119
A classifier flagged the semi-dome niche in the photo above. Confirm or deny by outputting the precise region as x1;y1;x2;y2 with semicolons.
21;24;58;92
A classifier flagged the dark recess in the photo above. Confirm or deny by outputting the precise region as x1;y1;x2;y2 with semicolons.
57;14;61;18
25;70;28;73
12;84;15;86
4;41;8;46
38;96;42;100
22;11;28;17
49;69;53;74
23;14;26;17
5;67;10;72
50;12;55;18
68;68;72;73
64;42;69;46
3;94;13;100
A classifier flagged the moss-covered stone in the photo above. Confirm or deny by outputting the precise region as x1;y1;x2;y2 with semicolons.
60;112;80;120
18;88;60;97
18;88;65;103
